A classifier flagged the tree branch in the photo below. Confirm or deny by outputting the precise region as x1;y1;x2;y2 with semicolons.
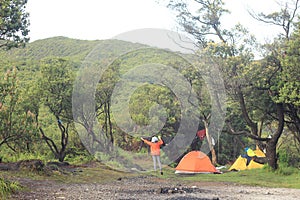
226;121;270;142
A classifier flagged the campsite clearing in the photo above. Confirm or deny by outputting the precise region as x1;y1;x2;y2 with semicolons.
4;162;300;200
9;174;300;200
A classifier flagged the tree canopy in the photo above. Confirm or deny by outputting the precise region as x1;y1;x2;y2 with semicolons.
166;0;300;169
0;0;30;49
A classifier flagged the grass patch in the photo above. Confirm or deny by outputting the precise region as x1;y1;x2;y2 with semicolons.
49;164;134;184
0;161;136;185
157;166;300;189
1;160;299;195
0;177;21;199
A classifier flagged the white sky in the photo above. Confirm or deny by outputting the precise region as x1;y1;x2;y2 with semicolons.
26;0;285;43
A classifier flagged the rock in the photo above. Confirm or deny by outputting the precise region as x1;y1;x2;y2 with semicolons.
266;192;272;195
156;188;163;194
130;168;138;171
179;189;186;194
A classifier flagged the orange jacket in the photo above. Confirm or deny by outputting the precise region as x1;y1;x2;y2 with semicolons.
142;139;163;156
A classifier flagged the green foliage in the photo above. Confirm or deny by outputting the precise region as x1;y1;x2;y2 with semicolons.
0;37;149;163
0;177;21;199
167;0;229;46
278;148;300;168
276;165;299;176
64;150;94;165
278;23;300;106
94;47;204;154
39;57;75;120
37;57;77;162
0;67;38;151
167;0;300;170
0;37;145;64
216;133;247;165
0;29;298;173
129;84;180;128
2;151;51;163
0;0;30;49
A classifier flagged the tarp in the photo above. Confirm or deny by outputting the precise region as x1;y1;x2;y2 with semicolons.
175;151;220;174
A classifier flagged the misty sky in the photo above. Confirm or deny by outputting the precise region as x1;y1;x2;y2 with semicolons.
26;0;284;43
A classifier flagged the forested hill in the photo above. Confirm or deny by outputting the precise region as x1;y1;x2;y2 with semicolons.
0;35;200;166
0;36;147;66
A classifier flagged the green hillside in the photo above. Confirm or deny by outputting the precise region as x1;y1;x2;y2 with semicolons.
0;36;148;66
0;36;151;85
0;36;209;168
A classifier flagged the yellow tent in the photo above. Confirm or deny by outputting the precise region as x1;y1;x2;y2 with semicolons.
229;148;265;171
253;148;265;157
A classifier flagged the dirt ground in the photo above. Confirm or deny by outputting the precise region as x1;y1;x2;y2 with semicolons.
9;175;300;200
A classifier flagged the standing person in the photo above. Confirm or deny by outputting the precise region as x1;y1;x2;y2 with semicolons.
141;135;164;175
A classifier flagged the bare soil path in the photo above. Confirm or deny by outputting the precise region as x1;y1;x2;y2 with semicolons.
10;175;300;200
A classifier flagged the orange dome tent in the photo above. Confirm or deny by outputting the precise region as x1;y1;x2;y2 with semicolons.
175;151;220;174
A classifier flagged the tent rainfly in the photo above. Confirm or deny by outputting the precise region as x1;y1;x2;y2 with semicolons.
175;151;220;174
229;148;266;171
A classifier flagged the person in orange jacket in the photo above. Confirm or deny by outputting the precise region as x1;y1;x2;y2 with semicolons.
141;135;164;175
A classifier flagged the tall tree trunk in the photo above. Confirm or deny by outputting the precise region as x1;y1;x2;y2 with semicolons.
204;120;217;165
266;103;284;169
237;88;258;135
107;100;114;147
266;140;278;169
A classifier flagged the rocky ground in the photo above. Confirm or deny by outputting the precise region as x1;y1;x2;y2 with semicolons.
10;175;300;200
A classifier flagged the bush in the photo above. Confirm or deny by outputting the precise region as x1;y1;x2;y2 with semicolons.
64;148;94;164
278;150;300;168
1;151;53;163
0;178;21;199
276;165;299;176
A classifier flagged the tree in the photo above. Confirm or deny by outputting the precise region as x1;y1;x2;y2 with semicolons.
249;0;299;39
167;0;252;164
278;22;300;153
166;0;292;169
0;0;30;49
0;67;37;152
38;58;75;162
249;0;300;168
167;0;229;47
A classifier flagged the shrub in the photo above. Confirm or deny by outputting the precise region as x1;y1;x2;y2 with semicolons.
0;178;21;199
278;150;300;168
276;165;299;176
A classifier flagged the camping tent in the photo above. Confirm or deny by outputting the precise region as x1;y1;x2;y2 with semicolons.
175;151;220;174
229;148;266;171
